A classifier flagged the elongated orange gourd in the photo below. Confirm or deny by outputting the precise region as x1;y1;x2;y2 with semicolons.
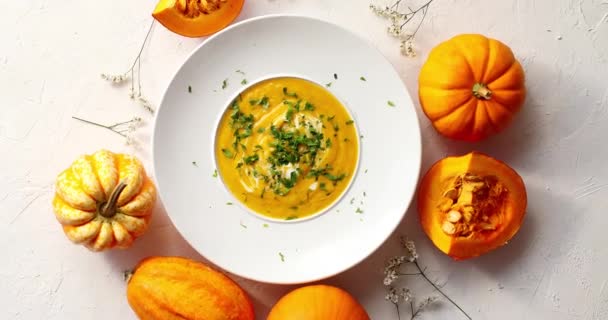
52;149;156;251
419;34;526;141
127;256;255;320
267;285;370;320
418;152;527;260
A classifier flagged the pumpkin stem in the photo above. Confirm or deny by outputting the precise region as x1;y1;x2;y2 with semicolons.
472;83;492;100
100;181;128;218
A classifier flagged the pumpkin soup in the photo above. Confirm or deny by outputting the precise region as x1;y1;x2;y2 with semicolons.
215;77;359;220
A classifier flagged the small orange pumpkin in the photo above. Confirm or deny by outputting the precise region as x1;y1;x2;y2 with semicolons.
417;152;527;260
52;149;156;251
419;34;526;141
126;256;255;320
153;0;245;38
267;285;370;320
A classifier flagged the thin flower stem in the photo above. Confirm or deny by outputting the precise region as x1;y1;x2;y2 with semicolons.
395;302;401;320
409;301;415;320
414;260;472;320
398;272;423;276
126;20;155;74
72;116;128;137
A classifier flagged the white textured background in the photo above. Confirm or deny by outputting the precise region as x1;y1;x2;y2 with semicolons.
2;0;608;319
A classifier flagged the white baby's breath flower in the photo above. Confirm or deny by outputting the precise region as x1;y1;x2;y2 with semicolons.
399;288;412;302
101;73;128;84
385;287;400;304
383;269;399;286
400;39;417;57
138;96;155;114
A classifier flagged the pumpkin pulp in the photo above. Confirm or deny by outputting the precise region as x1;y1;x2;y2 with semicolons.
418;152;527;260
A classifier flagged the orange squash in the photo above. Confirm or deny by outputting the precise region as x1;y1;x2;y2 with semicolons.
153;0;245;38
419;34;526;141
127;256;255;320
52;149;156;251
267;285;369;320
417;152;527;260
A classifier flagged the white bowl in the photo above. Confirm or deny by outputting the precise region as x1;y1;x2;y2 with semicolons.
152;15;421;284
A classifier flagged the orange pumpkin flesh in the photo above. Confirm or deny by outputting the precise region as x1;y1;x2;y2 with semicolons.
418;152;527;260
419;34;526;141
127;256;255;320
267;285;370;320
153;0;245;38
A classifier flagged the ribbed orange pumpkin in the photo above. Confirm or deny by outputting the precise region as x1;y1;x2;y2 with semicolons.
53;149;156;251
267;285;369;320
419;34;526;141
127;256;255;320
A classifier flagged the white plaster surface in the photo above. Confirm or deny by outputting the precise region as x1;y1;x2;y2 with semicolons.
1;0;608;319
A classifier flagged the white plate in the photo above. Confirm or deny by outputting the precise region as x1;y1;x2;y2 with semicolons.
153;15;421;284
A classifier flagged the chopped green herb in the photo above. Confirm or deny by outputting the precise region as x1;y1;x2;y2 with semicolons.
319;114;325;120
249;96;270;109
328;115;336;121
263;223;269;228
257;127;265;133
333;73;338;80
350;198;355;205
222;148;234;158
188;85;192;93
289;206;298;210
236;162;243;169
325;138;332;148
244;154;259;165
285;216;298;220
356;208;364;214
319;182;327;191
363;191;367;197
212;169;218;178
360;135;364;139
387;100;396;107
283;87;298;98
240;221;247;228
279;252;285;262
364;169;368;174
241;79;248;85
260;188;266;199
236;69;245;75
226;202;233;205
254;144;263;151
333;123;340;131
192;161;198;166
325;173;346;183
345;120;354;125
222;79;228;89
285;106;294;121
360;76;367;81
343;138;350;142
326;82;332;87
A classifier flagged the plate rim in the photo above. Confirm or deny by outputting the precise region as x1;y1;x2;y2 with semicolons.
151;14;422;284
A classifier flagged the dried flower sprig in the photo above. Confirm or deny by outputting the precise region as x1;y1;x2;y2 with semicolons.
370;0;434;57
72;116;142;145
384;237;471;320
101;20;156;114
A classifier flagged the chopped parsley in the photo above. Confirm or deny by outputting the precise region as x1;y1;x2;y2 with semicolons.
226;202;234;205
356;208;364;214
360;76;367;81
333;73;338;80
319;182;327;191
387;100;396;107
263;223;269;228
257;127;265;133
192;161;198;166
285;216;298;220
279;252;285;262
222;79;228;89
241;79;248;85
249;96;270;109
325;138;332;148
236;70;245;75
212;169;218;178
283;87;298;98
240;221;247;228
345;120;354;125
188;85;192;93
304;102;315;111
222;148;234;158
244;154;259;165
326;82;333;87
